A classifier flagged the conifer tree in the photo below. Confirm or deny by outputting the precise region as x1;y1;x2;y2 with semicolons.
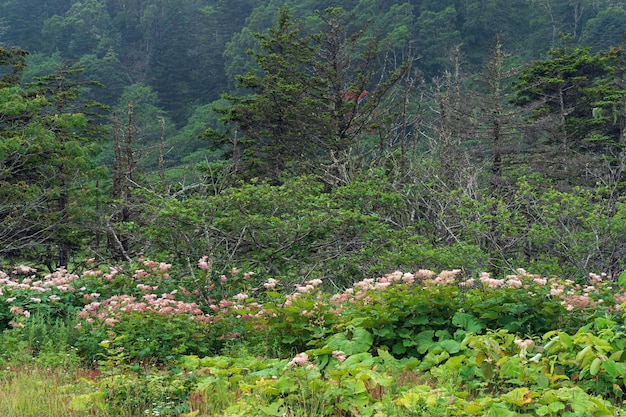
212;6;409;184
0;46;105;267
513;45;626;187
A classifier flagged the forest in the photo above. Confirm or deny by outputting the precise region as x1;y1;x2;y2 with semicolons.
3;0;626;416
1;0;626;281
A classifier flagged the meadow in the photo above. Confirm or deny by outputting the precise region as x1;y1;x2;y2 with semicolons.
1;259;625;416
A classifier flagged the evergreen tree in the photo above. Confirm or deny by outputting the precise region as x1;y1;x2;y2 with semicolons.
513;45;626;187
213;6;409;184
0;46;105;267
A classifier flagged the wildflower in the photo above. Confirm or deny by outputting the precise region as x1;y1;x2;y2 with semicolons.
29;297;41;304
233;293;248;302
104;318;119;326
197;256;210;271
459;279;475;287
307;279;322;287
9;306;23;314
353;279;375;292
506;278;523;289
550;287;564;297
416;269;436;279
136;284;155;293
514;338;534;350
436;269;462;285
514;337;535;359
296;284;314;294
158;307;174;315
374;281;391;290
83;293;99;302
402;273;415;285
12;265;37;275
142;259;159;270
583;285;595;293
288;352;309;367
133;269;150;279
481;277;504;288
263;278;279;289
332;350;347;363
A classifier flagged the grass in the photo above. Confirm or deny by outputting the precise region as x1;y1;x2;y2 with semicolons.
0;360;235;417
0;365;85;417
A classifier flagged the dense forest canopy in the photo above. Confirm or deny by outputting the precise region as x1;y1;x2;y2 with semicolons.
2;0;623;128
2;0;626;283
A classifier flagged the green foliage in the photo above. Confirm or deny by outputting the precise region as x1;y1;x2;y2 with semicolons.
215;6;409;182
512;45;626;187
580;7;626;52
415;6;462;75
2;257;626;415
6;2;626;413
97;369;196;416
0;49;106;266
78;311;218;366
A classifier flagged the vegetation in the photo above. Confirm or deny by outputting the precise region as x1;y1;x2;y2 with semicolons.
3;0;626;415
1;261;626;415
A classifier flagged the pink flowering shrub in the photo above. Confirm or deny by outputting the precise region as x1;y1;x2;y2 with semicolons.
2;256;626;366
0;266;86;330
224;268;626;359
188;259;260;304
75;308;223;364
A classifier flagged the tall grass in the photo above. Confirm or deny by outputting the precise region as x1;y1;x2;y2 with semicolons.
0;365;84;417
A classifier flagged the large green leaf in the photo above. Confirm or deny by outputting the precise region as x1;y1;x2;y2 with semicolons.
452;312;485;334
439;339;462;354
325;327;373;355
416;330;435;354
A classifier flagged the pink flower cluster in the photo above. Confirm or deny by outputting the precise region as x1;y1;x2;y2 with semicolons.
263;278;279;289
79;292;212;326
12;265;37;275
288;352;309;367
295;278;323;294
141;259;172;275
323;268;625;316
130;259;172;280
82;266;123;282
9;306;30;318
479;272;505;288
329;271;416;306
198;256;210;271
332;350;347;362
0;267;82;307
